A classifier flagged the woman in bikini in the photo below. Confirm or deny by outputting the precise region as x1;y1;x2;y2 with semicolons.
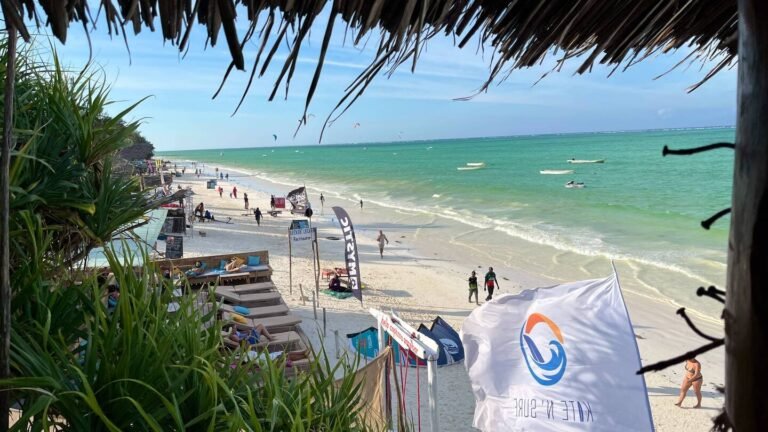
675;357;703;408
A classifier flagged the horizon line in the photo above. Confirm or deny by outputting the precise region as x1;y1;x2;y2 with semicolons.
156;124;735;153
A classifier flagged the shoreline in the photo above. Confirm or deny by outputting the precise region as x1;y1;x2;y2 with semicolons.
166;161;726;431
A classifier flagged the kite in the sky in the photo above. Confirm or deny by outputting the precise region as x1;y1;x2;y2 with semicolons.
273;134;278;141
353;122;361;128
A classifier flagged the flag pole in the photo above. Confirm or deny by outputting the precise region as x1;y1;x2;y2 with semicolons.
611;261;654;430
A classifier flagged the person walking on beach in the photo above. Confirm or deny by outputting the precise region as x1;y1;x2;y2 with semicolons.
376;230;389;259
243;192;249;210
675;358;703;408
254;208;262;226
225;173;229;181
320;193;325;206
484;267;499;301
270;195;276;210
468;271;479;305
232;186;238;199
360;199;364;210
218;186;223;198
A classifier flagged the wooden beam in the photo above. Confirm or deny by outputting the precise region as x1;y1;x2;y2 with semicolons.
0;17;17;432
727;0;768;428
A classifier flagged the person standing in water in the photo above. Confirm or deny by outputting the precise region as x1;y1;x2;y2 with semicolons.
468;271;479;305
675;358;703;408
254;208;262;226
243;192;249;210
359;199;364;210
484;267;500;301
376;230;389;259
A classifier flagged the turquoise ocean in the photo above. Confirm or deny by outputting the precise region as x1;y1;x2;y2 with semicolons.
162;127;734;318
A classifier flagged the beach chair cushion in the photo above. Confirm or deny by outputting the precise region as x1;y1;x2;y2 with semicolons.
234;305;250;315
232;314;248;324
247;255;261;266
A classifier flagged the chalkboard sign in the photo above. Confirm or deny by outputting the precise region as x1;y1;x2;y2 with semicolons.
165;235;183;259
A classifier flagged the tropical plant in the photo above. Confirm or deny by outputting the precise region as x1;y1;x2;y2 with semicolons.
2;39;375;431
4;250;372;431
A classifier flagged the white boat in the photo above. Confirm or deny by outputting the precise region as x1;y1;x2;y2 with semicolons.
565;181;586;189
567;159;605;164
540;169;574;175
466;162;486;167
457;166;484;171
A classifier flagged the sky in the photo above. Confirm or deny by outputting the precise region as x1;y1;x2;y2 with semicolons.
43;9;737;151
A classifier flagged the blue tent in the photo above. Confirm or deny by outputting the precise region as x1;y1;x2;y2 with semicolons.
347;316;464;367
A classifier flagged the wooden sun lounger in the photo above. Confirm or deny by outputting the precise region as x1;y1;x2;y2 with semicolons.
236;314;301;333
213;290;282;306
220;302;290;318
217;282;276;294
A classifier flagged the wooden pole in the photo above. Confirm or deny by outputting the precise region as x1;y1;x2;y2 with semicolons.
0;21;17;432
288;231;292;295
727;0;768;428
311;230;320;303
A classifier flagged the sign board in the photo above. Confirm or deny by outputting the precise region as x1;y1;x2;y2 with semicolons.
290;227;316;243
165;235;183;259
274;197;286;209
290;219;310;230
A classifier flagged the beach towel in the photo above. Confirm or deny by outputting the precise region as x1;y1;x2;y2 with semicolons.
322;289;354;300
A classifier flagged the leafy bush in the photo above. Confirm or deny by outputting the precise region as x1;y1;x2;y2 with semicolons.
1;39;376;431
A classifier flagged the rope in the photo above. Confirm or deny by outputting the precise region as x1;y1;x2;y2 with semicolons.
416;352;422;432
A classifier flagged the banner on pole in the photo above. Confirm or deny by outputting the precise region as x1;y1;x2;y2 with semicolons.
460;271;654;432
332;206;362;302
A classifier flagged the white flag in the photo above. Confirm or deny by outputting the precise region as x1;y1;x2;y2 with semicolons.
460;271;654;431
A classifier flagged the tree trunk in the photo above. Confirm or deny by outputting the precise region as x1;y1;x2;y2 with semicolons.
0;23;17;432
726;0;768;429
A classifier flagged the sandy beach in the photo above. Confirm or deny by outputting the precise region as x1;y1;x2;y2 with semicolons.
166;166;725;431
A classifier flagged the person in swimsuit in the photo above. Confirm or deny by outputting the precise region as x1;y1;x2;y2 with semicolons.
675;357;703;408
376;230;389;258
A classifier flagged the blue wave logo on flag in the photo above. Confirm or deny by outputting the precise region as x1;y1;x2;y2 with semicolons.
520;313;567;386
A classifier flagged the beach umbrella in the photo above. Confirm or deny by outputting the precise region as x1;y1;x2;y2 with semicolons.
0;1;762;429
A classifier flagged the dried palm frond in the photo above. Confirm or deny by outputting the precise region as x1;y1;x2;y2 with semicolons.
2;0;738;136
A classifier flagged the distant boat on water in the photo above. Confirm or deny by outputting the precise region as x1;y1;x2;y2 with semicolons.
458;162;485;171
540;169;574;175
565;180;586;189
567;158;605;164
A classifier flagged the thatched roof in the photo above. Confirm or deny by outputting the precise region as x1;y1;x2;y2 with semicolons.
4;1;737;132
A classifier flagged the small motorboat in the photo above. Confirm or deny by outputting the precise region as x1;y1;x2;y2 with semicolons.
565;181;586;189
458;161;486;171
540;169;574;175
567;159;605;164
